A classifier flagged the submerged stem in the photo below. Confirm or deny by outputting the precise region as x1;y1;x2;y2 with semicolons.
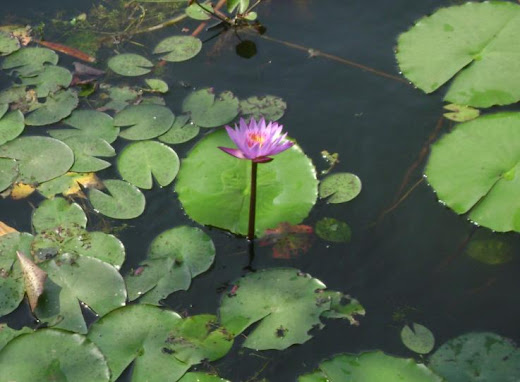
248;161;258;240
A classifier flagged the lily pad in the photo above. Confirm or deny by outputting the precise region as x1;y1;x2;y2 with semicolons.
62;136;116;173
465;232;514;265
50;110;119;144
145;78;169;93
25;88;79;126
117;141;179;189
240;95;287;121
164;314;233;364
186;2;214;20
176;129;318;236
21;65;72;97
114;104;175;140
428;332;520;381
158;114;199;144
99;85;140;112
0;324;32;352
0;158;17;191
153;35;202;62
320;291;365;325
87;304;189;382
126;226;215;303
299;351;442;382
401;323;435;354
424;112;520;232
37;172;102;198
2;47;58;76
0;136;74;184
319;172;362;203
219;268;330;350
315;217;351;242
0;232;33;316
35;253;127;333
108;53;153;76
32;197;87;232
443;104;480;123
89;179;146;219
182;88;239;128
396;2;520;108
0;329;110;382
0;31;20;56
0;104;24;145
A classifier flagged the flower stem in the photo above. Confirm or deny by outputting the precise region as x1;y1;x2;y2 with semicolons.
247;161;258;240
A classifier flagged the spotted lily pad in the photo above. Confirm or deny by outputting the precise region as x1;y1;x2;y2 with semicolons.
114;104;175;140
0;104;24;145
126;226;215;303
0;31;20;56
0;136;74;184
25;88;79;126
299;351;442;382
0;329;110;382
158;114;199;144
319;172;362;203
108;53;153;76
428;332;520;381
396;2;520;108
35;253;127;333
219;268;331;350
315;217;351;243
401;323;435;354
117;141;179;189
2;47;58;76
89;179;146;219
32;197;87;232
176;130;318;236
87;304;189;382
424;112;520;232
182;88;239;128
153;35;202;62
50;110;119;143
240;95;287;121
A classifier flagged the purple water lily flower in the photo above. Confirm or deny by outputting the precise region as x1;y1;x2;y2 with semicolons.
219;118;294;163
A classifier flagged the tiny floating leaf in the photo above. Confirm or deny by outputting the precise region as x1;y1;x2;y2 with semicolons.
153;35;202;62
319;172;362;203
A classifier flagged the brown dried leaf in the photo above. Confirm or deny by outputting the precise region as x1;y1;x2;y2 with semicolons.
0;221;17;236
16;251;47;312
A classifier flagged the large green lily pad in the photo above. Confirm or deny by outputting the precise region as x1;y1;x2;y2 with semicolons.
182;88;239;128
401;323;435;354
219;268;330;350
0;104;24;145
0;158;17;192
89;179;146;219
108;53;153;76
63;136;116;173
35;253;126;333
0;324;32;352
176;129;318;236
0;136;74;184
50;110;119;144
21;65;72;97
0;329;110;382
126;226;215;303
396;2;520;108
117;141;179;189
87;304;189;382
153;35;202;62
114;104;174;140
25;88;79;126
424;112;520;232
32;197;87;232
428;332;520;381
2;47;58;76
299;351;442;382
158;114;200;144
0;232;33;316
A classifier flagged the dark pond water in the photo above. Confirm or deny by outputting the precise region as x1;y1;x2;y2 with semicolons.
1;0;520;381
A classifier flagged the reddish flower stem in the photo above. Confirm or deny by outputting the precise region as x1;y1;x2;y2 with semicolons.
247;161;258;240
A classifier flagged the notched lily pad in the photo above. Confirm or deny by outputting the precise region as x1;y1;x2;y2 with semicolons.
2;47;58;76
25;88;79;126
153;35;202;62
20;65;72;97
50;110;119;144
89;179;146;219
240;95;287;121
182;88;239;128
32;197;87;232
117;141;179;189
108;53;153;76
158;114;199;144
401;323;435;354
443;104;480;122
319;172;362;203
0;104;24;145
114;104;174;140
62;136;116;173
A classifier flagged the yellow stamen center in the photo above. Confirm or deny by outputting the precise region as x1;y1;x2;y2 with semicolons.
248;133;266;147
